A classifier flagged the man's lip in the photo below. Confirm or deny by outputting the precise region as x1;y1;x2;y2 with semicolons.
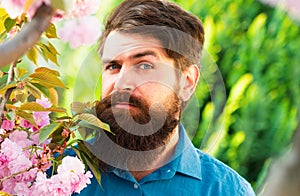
113;102;136;109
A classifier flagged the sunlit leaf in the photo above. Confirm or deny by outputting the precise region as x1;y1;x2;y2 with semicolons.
71;102;88;114
5;104;16;110
12;89;28;102
4;17;16;32
50;0;66;11
77;113;112;134
47;107;66;113
46;42;60;65
0;82;17;95
49;88;58;106
25;83;43;99
39;122;63;144
0;190;11;196
26;47;39;65
14;67;28;78
16;110;37;127
35;67;60;76
31;83;49;97
37;41;60;66
19;102;46;111
0;11;8;33
29;72;66;88
0;8;8;17
45;23;58;38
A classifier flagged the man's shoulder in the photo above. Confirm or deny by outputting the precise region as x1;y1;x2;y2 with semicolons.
194;148;255;195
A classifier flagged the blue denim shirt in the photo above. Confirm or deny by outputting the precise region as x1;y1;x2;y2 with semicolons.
75;124;255;195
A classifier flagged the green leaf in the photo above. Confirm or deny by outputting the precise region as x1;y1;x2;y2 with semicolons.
45;23;58;38
37;41;60;66
35;67;60;76
74;142;102;185
31;83;49;97
0;11;8;33
49;88;58;106
4;17;16;32
46;42;60;65
39;122;63;144
26;47;39;65
19;102;46;111
71;102;89;114
0;8;8;17
16;110;37;127
29;72;66;89
50;0;66;11
77;113;112;134
14;67;28;78
0;82;17;95
25;83;43;99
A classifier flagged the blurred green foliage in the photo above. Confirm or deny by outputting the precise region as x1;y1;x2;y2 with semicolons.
174;0;300;191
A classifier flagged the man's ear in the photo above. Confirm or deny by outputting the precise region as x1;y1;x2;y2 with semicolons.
179;64;200;101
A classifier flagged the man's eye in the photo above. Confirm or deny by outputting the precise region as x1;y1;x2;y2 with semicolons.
139;63;153;70
106;64;121;70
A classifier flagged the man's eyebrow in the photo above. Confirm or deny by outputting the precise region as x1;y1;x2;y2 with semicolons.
102;50;159;64
131;50;159;59
102;59;120;65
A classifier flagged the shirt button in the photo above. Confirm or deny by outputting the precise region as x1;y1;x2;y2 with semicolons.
133;183;139;189
166;169;171;173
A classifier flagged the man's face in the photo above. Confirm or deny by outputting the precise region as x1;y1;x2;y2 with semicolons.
101;31;182;113
93;31;199;170
94;31;183;170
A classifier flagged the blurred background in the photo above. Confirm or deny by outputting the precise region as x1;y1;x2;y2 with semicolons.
10;0;300;193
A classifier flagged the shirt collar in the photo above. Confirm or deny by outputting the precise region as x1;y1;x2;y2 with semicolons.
109;123;202;181
170;123;202;181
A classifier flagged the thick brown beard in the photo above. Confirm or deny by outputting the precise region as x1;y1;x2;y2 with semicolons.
94;91;180;171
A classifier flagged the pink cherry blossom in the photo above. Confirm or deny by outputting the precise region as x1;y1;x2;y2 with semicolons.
1;178;17;194
9;130;33;148
1;119;15;131
20;119;33;129
0;153;10;177
33;97;52;128
13;182;31;196
1;138;23;160
57;156;93;193
36;97;52;108
1;0;26;19
67;0;101;17
58;16;102;48
33;111;50;128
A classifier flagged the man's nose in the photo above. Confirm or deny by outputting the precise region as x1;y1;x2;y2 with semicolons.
114;66;135;91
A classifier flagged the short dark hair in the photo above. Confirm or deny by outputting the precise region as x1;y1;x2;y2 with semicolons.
99;0;205;71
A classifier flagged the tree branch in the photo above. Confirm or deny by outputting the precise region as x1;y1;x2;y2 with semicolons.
0;60;18;124
0;4;54;68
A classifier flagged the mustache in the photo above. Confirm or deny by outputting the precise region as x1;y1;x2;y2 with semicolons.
96;91;149;113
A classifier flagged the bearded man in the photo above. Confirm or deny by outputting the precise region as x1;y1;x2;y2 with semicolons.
75;0;255;195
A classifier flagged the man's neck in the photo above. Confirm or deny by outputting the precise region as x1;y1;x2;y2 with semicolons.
130;126;180;181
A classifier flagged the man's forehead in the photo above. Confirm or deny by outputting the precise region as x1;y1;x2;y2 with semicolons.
101;31;164;61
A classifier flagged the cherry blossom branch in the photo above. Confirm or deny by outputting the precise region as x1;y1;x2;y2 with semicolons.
0;60;17;124
0;3;54;68
0;165;35;184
